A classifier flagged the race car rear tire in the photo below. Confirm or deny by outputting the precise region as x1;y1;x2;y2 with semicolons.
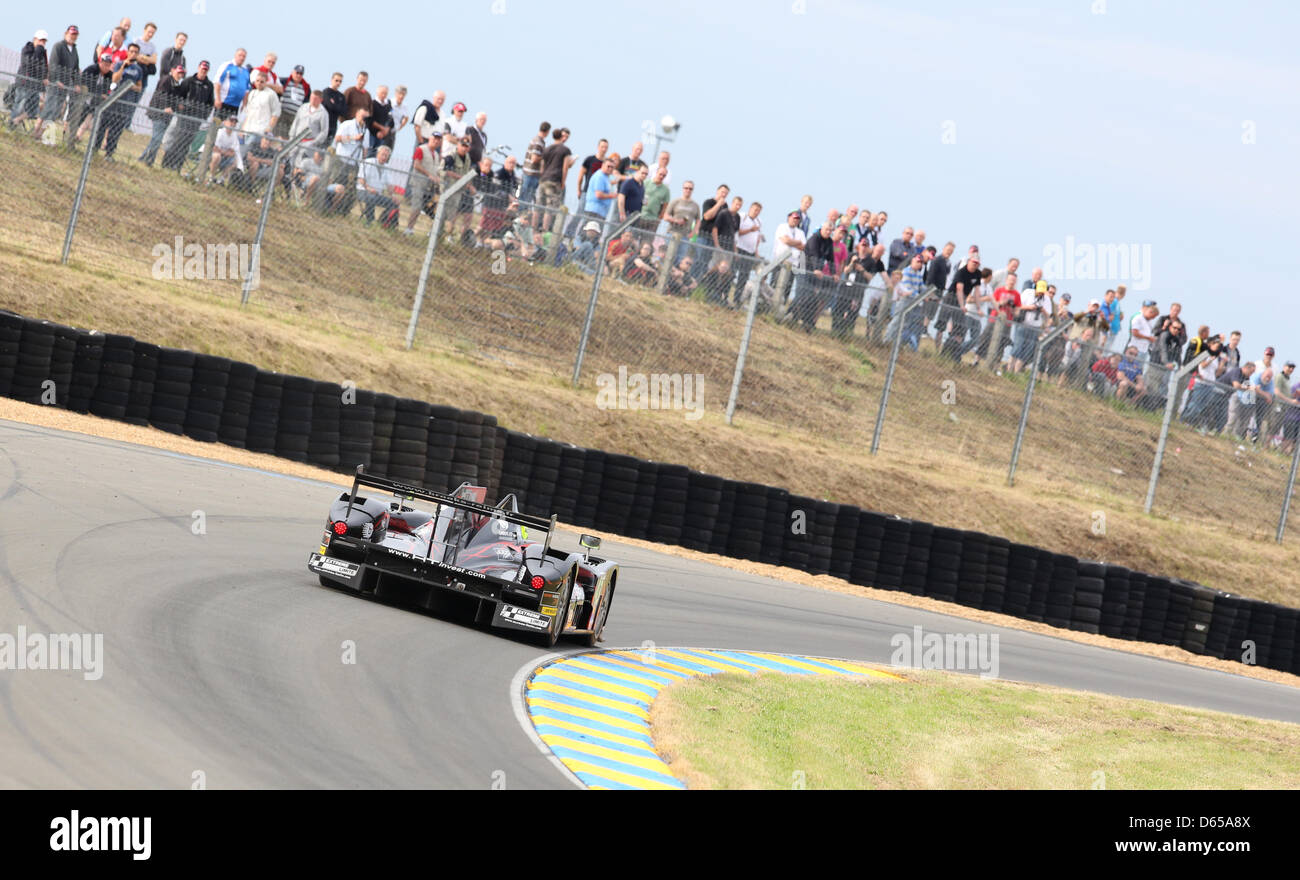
583;584;612;648
541;571;574;649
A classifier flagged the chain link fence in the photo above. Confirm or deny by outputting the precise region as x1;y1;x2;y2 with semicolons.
3;61;1297;544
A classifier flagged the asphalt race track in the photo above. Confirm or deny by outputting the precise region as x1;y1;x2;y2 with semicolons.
2;418;1298;789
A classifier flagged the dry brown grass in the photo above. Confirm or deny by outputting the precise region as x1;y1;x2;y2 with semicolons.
3;125;1298;605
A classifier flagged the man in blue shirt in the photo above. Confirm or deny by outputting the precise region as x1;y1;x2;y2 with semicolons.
584;156;617;220
214;48;250;120
1114;345;1146;401
97;42;144;160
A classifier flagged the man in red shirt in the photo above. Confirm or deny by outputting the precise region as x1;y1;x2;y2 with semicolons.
1090;352;1123;394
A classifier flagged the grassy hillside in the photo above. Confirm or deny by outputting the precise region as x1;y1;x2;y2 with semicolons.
2;124;1296;603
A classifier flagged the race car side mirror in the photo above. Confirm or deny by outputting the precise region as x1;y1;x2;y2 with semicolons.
579;534;601;553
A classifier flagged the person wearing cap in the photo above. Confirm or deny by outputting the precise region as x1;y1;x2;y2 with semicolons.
159;32;188;84
275;65;311;139
439;101;469;158
139;61;188;166
97;42;145;160
1253;347;1280;441
442;136;477;241
404;131;444;235
33;26;80;139
160;60;213;172
8;29;49;131
939;248;978;348
66;51;115;148
1127;300;1160;358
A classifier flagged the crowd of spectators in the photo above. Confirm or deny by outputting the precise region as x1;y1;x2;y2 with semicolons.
5;17;1297;451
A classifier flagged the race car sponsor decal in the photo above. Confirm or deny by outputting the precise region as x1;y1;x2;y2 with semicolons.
500;605;549;630
309;555;360;578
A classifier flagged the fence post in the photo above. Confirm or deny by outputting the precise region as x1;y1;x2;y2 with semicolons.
725;258;783;425
572;214;639;387
1277;402;1300;543
61;85;134;264
655;233;681;295
1007;317;1073;486
984;315;1007;372
240;138;301;306
870;286;937;455
1144;352;1209;513
404;171;474;350
194;116;218;183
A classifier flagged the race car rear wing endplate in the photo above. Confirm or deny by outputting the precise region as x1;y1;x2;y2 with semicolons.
344;465;559;554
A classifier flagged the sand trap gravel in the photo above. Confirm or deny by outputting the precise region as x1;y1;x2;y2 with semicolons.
3;396;1295;689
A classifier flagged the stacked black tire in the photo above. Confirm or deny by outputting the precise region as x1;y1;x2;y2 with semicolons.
4;307;1300;677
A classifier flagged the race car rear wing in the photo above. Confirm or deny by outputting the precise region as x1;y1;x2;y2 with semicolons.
344;465;559;554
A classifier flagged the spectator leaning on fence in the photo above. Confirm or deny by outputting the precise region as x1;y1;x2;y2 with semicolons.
357;145;398;225
1222;360;1257;439
97;42;145;161
206;115;244;183
66;51;114;149
403;131;443;235
160;60;212;172
139;62;187;167
9;28;49;131
1280;362;1300;454
33;25;80;140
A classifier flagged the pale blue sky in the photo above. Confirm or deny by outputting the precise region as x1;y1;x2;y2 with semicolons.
11;0;1298;358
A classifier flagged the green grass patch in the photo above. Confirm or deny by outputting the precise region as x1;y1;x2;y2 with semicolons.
651;671;1300;789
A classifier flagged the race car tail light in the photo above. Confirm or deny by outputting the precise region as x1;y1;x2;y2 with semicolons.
530;575;546;590
332;521;349;535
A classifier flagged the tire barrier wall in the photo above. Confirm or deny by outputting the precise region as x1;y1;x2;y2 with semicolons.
2;309;1296;676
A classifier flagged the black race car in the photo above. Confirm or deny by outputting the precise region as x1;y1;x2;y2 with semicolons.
308;467;617;646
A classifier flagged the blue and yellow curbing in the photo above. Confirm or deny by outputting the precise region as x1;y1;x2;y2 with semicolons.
524;648;900;790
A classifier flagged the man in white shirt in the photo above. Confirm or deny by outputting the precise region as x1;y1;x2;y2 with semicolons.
1128;299;1160;357
206;116;245;183
242;71;281;139
357;145;398;225
733;201;764;305
439;101;469;157
333;107;368;162
771;209;806;304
